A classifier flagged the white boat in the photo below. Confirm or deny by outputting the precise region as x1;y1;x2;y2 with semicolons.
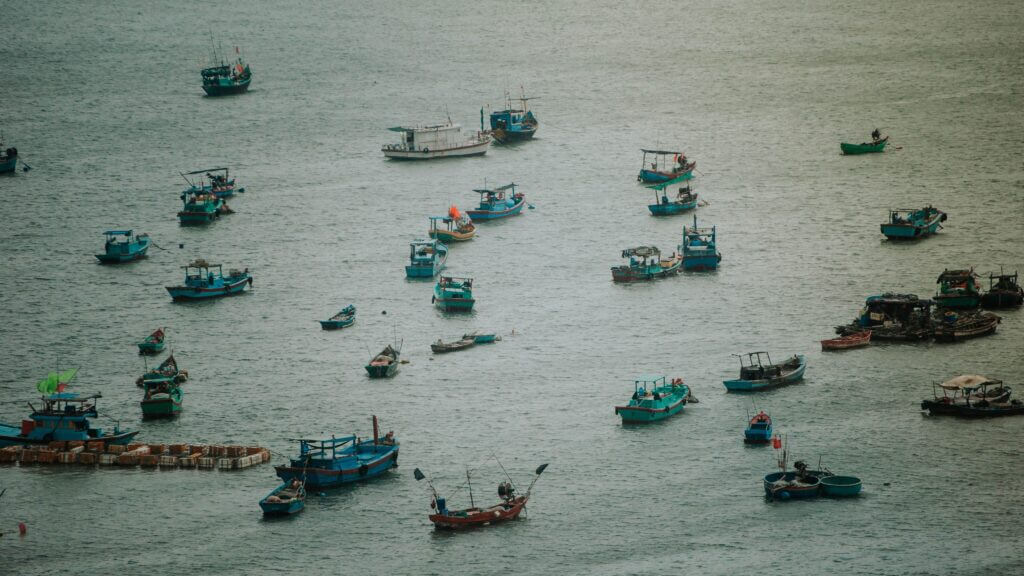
382;122;490;159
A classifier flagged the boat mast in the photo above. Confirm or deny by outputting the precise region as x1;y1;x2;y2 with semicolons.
466;468;474;508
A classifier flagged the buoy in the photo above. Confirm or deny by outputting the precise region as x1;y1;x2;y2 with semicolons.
18;522;26;536
381;310;387;315
772;435;782;450
178;243;184;249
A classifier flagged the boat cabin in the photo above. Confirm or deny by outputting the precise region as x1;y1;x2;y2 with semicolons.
929;375;1008;407
640;149;687;174
621;246;662;267
25;393;104;440
734;352;783;381
474;183;519;205
182;259;226;286
386;123;469;153
858;293;933;327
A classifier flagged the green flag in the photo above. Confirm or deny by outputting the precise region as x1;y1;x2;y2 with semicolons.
36;372;59;395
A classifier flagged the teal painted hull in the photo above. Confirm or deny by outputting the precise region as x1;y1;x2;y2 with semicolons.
841;138;888;155
820;476;862;497
934;294;981;309
615;383;690;423
0;156;16;174
723;355;806;392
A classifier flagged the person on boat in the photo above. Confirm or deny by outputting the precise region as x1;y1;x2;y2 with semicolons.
871;128;881;142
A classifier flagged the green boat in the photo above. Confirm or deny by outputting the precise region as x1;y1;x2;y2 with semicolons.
201;44;252;96
934;268;982;309
614;375;691;423
140;377;183;418
840;134;888;155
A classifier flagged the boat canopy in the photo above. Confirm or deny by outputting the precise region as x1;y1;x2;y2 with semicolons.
937;269;976;283
45;392;100;402
939;375;998;390
103;230;133;236
182;167;228;175
647;173;694;191
641;149;684;156
623;246;660;258
473;183;517;194
634;374;667;384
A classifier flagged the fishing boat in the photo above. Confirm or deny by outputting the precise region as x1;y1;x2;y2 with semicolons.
464;332;499;344
434;276;475;312
140;378;183;419
764;444;820;501
921;375;1024;417
820;330;871;351
382;121;490;159
181;168;244;199
840;293;934;341
430;336;476;354
610;246;682;283
614;375;691;423
465;183;525;220
135;354;189;387
201;45;252;96
880;206;946;239
95;230;150;263
274;416;399;489
414;463;548;530
406;239;448;278
137;328;166;355
259;480;306;516
647;174;698;216
0;370;137;448
723;352;806;392
934;269;982;309
744;411;773;444
932;310;1000;342
365;343;401;378
486;91;539;143
637;149;696;183
177;192;226;225
429;208;476;243
840;130;888;155
981;270;1023;309
320;305;356;330
165;260;252;301
680;215;721;271
0;143;18;173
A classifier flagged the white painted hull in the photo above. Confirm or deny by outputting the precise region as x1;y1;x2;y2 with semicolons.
382;140;490;160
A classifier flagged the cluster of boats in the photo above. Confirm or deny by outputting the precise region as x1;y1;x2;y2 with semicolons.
177;167;244;225
612;215;721;282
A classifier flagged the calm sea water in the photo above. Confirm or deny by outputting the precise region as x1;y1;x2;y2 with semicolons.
2;1;1023;574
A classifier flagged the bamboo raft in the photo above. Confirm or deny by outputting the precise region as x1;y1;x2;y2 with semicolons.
0;441;270;470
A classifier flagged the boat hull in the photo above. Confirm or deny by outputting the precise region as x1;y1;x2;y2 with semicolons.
648;199;697;216
880;215;944;239
981;290;1023;308
819;476;862;497
320;318;355;330
428;229;475;243
140;393;182;419
491;126;536;144
202;77;251;96
723;355;806;392
682;252;721;271
921;398;1024;417
615;396;686;423
611;258;682;283
259;483;305;515
406;246;447;278
0;156;16;174
744;430;772;444
434;297;475;312
177;210;220;225
934;295;981;309
841;138;888;155
429;497;527;529
383;140;490;160
638;164;695;183
821;330;871;350
274;445;398;489
137;342;166;355
467;198;525;220
932;314;999;342
763;472;820;499
166;276;251;301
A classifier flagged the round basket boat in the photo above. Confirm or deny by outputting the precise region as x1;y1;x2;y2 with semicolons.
763;472;820;500
820;475;862;497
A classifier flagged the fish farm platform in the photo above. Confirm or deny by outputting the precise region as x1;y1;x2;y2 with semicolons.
0;442;269;470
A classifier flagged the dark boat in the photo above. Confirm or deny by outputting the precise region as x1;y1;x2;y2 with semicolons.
365;343;401;378
135;354;189;387
981;270;1023;309
274;416;399;489
932;310;1000;342
487;91;539;143
934;268;982;309
415;463;548;530
921;375;1024;418
839;293;934;341
201;45;252;96
430;337;476;354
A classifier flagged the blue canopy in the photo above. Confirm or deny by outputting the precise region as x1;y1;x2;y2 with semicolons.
103;230;132;236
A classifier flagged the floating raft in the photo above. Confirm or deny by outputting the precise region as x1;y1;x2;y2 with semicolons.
0;441;269;470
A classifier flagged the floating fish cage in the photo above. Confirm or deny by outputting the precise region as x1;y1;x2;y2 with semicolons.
0;441;270;471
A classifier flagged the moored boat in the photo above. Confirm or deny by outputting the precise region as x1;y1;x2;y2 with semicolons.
637;149;695;183
274;416;399;489
820;330;871;351
414;463;548;530
434;276;475;312
610;246;681;283
177;192;226;225
820;476;863;497
201;45;252;96
614;375;691;423
366;343;401;378
320;305;356;330
880;206;946;240
0;143;18;173
181;167;244;198
137;328;166;355
723;352;806;392
487;91;539;143
464;332;499;344
647;174;698;216
921;375;1024;417
382;121;490;159
429;208;476;243
95;230;150;263
764;471;820;500
259;480;306;516
406;239;448;278
932;310;1000;342
841;131;888;155
744;411;773;444
430;336;476;354
840;293;934;341
140;378;183;419
934;268;981;309
135;354;189;387
165;260;252;301
465;183;525;220
680;215;721;271
981;270;1023;309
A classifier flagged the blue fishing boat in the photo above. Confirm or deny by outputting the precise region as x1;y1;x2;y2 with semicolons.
637;149;696;183
177;192;227;225
614;375;691;423
486;92;539;144
274;416;399;490
0;370;137;448
680;215;721;271
465;183;525;220
723;352;806;392
165;259;252;301
181;167;245;199
259;480;306;516
647;174;698;216
610;246;682;283
406;239;448;278
880;206;946;239
434;276;475;312
744;411;773;444
95;230;151;263
320;305;356;330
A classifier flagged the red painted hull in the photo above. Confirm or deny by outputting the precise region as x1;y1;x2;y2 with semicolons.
821;330;871;350
428;496;527;529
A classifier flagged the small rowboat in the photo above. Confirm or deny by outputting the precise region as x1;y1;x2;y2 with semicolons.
464;332;500;344
430;337;476;354
259;480;306;515
820;330;871;351
840;136;888;155
366;343;401;378
320;305;356;330
137;328;166;355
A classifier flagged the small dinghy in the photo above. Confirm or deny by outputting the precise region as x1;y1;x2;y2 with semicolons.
320;305;356;330
259;479;306;515
430;337;476;354
820;330;871;351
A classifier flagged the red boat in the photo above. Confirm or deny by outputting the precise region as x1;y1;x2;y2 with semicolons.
820;330;871;351
415;463;548;530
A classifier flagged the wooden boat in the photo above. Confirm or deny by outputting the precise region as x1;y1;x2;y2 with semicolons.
614;375;691;423
921;375;1024;417
0;370;138;448
201;44;252;96
274;416;399;489
466;183;525;220
137;328;166;355
180;167;244;198
880;206;946;239
434;276;475;312
414;463;548;530
933;310;999;342
981;270;1023;309
637;149;695;183
259;480;306;516
487;91;539;143
165;260;252;301
177;192;226;225
140;377;183;419
382;122;490;159
934;268;981;309
430;337;476;354
611;246;682;283
136;354;189;387
406;239;448;278
820;330;871;351
428;208;476;243
723;352;806;392
464;332;499;344
843;293;934;341
365;343;401;378
840;135;888;155
680;215;721;271
95;230;150;263
320;305;356;330
0;142;18;173
744;411;773;444
820;476;863;497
